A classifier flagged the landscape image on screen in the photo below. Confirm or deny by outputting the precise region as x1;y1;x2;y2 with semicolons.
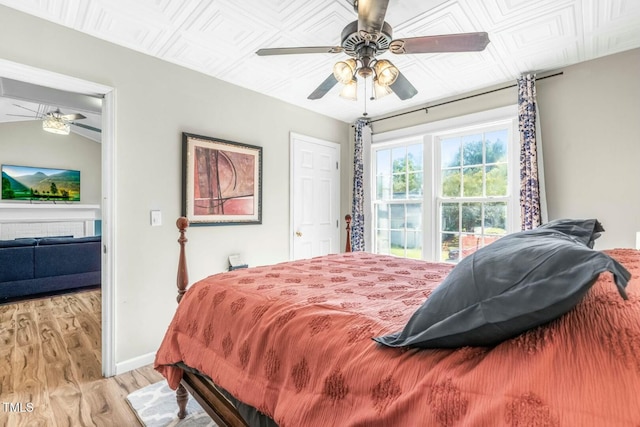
1;164;80;201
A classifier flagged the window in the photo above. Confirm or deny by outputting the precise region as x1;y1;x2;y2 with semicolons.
371;107;519;262
438;127;509;262
374;143;423;259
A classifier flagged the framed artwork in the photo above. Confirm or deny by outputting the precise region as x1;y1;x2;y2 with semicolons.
182;132;262;225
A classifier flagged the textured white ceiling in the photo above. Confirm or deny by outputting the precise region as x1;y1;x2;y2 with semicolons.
1;0;639;123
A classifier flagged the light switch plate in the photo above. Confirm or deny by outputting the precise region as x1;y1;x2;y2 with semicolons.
151;210;162;226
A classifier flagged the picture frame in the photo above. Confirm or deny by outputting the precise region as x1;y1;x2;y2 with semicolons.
182;132;262;225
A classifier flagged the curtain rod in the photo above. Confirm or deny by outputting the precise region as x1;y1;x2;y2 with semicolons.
367;72;564;125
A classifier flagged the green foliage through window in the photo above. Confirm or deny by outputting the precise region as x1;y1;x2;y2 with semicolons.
375;143;424;259
373;122;513;263
438;128;510;262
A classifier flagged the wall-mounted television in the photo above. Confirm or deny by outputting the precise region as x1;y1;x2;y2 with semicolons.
1;164;80;202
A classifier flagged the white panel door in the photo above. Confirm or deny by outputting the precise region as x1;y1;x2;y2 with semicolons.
291;133;340;260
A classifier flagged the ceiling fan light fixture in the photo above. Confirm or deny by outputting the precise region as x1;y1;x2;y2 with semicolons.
357;66;374;78
43;117;70;135
373;77;393;99
374;59;399;86
339;77;358;101
333;59;357;84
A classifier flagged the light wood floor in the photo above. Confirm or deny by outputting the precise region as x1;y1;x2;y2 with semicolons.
0;289;163;427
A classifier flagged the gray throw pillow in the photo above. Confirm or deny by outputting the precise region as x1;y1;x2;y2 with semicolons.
536;218;604;248
374;219;630;349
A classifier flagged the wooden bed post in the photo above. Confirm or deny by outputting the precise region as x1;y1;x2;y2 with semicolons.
176;217;189;419
173;216;249;427
176;217;189;303
345;214;352;253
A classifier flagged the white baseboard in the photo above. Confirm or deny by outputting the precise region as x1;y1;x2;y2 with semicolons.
115;351;156;375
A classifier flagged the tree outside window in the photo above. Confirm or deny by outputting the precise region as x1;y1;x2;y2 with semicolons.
374;143;423;259
372;114;516;263
439;129;509;262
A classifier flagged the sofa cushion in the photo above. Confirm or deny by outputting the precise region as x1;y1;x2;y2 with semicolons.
16;235;73;241
37;236;101;246
0;245;35;282
35;240;101;277
0;238;38;248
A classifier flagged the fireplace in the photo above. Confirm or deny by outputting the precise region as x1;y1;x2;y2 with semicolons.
0;203;101;240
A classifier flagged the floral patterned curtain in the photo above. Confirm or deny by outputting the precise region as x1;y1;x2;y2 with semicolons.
518;74;545;230
351;119;368;251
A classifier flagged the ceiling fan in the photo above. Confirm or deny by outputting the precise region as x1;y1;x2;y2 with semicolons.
256;0;490;103
8;104;101;135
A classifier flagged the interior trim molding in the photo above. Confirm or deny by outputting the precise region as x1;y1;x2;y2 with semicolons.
115;351;156;375
0;58;112;95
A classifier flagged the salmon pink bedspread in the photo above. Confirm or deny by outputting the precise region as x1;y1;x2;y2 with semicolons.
155;250;640;427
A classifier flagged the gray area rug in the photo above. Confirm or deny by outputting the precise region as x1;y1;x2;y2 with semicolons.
126;380;217;427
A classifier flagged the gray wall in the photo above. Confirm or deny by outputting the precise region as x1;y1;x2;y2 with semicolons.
370;48;640;250
0;120;101;205
536;49;640;249
0;5;350;366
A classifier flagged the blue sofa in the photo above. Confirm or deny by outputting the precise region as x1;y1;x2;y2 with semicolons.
0;236;101;302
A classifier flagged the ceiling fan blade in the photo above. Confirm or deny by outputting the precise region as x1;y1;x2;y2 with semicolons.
6;113;38;118
71;122;101;133
389;71;418;100
256;46;343;56
13;104;41;115
390;32;490;54
358;0;390;36
307;74;339;100
61;113;86;121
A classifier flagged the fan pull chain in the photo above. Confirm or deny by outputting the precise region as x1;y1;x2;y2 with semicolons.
362;77;368;117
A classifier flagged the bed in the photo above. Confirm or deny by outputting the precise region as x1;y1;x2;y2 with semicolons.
155;217;640;426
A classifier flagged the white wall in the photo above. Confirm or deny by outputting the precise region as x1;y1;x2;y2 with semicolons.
0;5;351;365
535;49;640;249
369;48;640;250
0;120;101;205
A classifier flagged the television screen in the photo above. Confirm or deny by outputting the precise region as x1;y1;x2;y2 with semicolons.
1;164;80;202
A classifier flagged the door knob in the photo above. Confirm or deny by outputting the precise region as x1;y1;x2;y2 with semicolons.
295;231;302;237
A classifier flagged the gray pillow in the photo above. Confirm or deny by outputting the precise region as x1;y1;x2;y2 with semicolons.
537;218;604;248
374;219;630;349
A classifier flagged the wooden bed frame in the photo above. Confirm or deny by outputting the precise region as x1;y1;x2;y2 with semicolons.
173;215;353;426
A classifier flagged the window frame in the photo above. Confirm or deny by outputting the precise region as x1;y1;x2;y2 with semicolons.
372;141;425;259
369;105;520;262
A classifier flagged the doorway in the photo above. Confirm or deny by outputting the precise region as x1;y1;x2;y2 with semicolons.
290;132;340;260
0;58;115;376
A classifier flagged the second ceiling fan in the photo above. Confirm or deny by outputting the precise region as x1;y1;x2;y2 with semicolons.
8;104;101;135
256;0;490;102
